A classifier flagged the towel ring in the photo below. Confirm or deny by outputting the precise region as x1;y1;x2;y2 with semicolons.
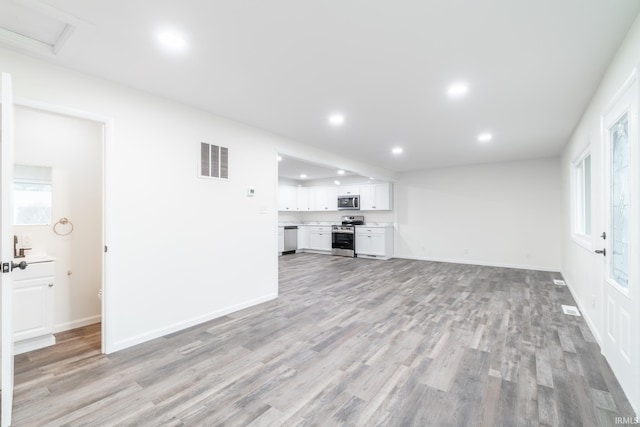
53;217;74;236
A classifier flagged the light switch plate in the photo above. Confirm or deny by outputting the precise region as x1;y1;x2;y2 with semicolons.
247;188;255;197
22;233;32;247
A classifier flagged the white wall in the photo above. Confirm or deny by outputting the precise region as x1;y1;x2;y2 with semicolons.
1;47;396;353
14;107;103;332
0;48;284;352
561;15;640;339
395;157;562;271
560;15;640;412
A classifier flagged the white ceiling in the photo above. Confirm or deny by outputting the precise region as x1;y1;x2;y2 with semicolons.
278;155;358;181
3;0;639;172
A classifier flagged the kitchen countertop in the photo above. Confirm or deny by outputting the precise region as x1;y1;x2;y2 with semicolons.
278;222;393;227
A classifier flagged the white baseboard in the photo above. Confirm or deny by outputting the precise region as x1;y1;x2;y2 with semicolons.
54;315;102;333
111;293;278;353
297;249;331;255
15;334;56;355
357;254;392;260
561;275;603;348
397;254;560;272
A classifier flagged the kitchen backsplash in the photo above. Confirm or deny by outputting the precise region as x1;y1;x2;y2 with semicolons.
278;210;394;224
278;212;303;223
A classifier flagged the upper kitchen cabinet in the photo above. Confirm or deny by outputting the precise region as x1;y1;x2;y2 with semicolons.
310;186;338;211
296;187;310;211
337;185;359;196
278;185;297;211
360;183;393;210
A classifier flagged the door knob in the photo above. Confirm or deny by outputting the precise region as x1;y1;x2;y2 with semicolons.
595;249;606;256
11;261;27;271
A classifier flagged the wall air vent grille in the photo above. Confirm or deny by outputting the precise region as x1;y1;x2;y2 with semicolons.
553;279;566;286
199;142;229;180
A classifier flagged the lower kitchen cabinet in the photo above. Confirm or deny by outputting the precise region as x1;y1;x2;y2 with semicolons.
278;227;284;254
308;226;332;252
297;226;310;249
13;259;56;354
355;226;393;259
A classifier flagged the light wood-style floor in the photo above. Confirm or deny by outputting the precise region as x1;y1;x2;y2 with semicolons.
10;253;635;426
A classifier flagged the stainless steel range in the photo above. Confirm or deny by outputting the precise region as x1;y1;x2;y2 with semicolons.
332;215;364;257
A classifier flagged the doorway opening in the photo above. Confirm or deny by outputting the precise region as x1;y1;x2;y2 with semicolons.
13;100;109;354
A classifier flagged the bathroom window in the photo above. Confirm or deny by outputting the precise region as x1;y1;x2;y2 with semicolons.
572;149;591;246
13;165;52;226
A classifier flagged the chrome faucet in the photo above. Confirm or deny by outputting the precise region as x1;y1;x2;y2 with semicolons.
13;235;30;258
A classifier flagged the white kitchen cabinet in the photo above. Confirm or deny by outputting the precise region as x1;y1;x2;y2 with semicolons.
355;226;393;259
360;183;393;210
297;226;310;249
13;259;56;354
278;185;297;211
337;185;360;196
296;187;310;211
278;227;284;254
310;187;338;211
308;226;332;251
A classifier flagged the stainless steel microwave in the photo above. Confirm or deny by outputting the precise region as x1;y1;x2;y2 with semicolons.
337;195;360;210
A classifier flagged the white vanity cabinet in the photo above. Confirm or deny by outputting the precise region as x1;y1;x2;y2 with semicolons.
13;259;56;354
355;226;394;259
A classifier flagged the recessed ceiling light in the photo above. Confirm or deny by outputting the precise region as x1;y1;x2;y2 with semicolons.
328;113;345;126
157;30;188;51
277;155;283;161
334;180;341;185
477;132;493;142
392;147;403;155
447;82;469;98
369;177;375;180
300;174;307;179
337;170;345;175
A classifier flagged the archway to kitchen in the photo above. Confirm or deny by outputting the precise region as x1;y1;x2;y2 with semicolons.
276;153;396;261
13;99;109;354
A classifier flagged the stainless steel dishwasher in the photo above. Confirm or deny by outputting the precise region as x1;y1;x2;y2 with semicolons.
283;226;298;254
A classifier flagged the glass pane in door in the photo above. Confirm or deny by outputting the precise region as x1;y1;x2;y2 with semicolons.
610;112;629;289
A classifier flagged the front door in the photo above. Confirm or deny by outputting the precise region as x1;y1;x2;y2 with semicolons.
601;71;639;410
1;72;16;427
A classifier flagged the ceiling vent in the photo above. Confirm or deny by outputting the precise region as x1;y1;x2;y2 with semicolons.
0;0;81;55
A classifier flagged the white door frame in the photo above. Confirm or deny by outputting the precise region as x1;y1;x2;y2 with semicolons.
14;96;113;354
1;71;16;427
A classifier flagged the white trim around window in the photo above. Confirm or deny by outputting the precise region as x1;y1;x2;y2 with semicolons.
571;146;593;250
